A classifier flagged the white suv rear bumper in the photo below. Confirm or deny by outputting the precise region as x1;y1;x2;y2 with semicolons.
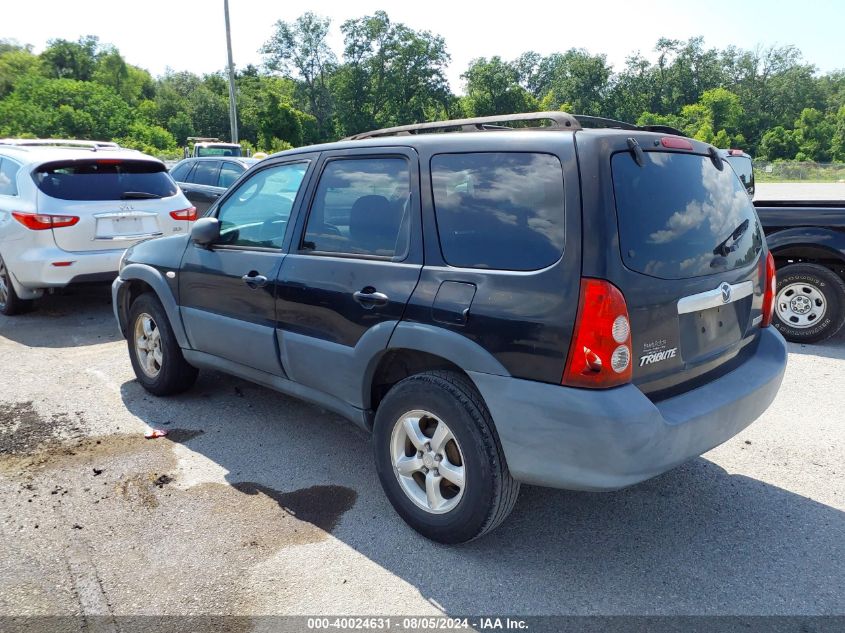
9;244;122;289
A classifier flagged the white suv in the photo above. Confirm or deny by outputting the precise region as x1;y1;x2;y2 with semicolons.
0;140;195;315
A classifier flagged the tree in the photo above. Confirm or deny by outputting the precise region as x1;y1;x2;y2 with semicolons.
793;108;834;161
262;12;336;138
40;35;99;81
461;57;537;116
759;126;799;160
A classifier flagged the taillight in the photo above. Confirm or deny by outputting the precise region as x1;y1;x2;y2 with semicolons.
562;278;633;388
12;211;79;230
170;207;197;221
761;251;776;327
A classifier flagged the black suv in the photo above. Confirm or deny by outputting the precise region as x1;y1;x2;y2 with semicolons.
113;113;787;543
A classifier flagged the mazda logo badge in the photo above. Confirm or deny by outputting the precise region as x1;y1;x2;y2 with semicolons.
720;282;732;303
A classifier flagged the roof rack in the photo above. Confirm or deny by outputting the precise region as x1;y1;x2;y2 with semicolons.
345;111;581;140
0;138;122;150
346;112;687;140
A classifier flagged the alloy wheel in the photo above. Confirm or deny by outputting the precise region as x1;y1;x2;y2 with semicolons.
134;313;163;378
776;282;827;329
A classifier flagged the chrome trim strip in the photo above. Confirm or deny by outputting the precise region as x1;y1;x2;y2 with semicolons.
677;280;754;315
752;315;763;326
92;232;163;242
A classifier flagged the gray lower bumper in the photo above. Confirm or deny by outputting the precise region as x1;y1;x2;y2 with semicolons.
469;327;788;491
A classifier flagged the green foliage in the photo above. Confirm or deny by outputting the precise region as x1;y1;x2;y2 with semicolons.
2;22;844;164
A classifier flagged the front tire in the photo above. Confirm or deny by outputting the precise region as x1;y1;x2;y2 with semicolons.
0;255;34;316
773;263;845;343
127;293;198;395
372;370;519;543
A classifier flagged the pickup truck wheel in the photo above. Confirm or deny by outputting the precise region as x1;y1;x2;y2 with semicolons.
0;255;34;316
372;370;519;543
773;263;845;343
128;293;198;395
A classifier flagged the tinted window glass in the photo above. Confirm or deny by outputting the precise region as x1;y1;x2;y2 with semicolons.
612;151;763;279
192;161;220;186
216;162;308;249
431;153;565;270
303;157;410;259
169;161;192;182
725;155;755;196
0;159;20;196
218;162;244;188
33;160;178;201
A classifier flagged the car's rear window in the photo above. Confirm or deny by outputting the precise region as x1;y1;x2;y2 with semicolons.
612;151;763;279
431;152;565;270
34;160;178;201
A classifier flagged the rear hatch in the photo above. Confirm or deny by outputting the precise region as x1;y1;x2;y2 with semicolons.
607;139;767;398
33;158;189;252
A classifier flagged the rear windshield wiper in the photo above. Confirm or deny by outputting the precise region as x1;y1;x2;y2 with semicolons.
121;191;162;199
713;218;750;256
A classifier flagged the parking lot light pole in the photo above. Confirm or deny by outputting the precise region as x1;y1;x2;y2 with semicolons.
224;0;239;144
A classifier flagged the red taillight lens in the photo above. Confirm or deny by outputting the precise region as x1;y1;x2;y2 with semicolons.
563;278;633;388
761;251;776;327
12;211;79;230
660;137;694;150
170;207;197;221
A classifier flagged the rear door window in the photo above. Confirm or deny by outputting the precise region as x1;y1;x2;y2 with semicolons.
33;159;178;200
431;152;565;270
301;157;411;259
612;151;762;279
192;161;221;187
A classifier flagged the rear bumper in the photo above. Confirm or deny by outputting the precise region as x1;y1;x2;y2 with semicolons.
11;245;121;288
469;327;787;491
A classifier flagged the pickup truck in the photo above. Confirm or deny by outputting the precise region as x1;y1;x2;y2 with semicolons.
754;200;845;342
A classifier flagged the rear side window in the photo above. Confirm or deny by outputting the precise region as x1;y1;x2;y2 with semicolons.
218;162;243;188
612;151;763;279
302;157;411;259
169;161;193;182
0;158;20;196
725;155;755;196
431;152;565;270
33;160;178;201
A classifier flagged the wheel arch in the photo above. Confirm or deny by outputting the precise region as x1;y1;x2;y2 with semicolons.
117;264;189;348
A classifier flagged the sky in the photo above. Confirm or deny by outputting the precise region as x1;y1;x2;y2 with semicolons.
4;0;845;92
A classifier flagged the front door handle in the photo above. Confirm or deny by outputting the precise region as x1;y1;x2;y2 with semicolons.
241;272;268;288
353;288;389;308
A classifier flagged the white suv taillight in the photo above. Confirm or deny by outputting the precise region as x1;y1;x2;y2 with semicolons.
170;207;197;221
12;211;79;230
562;278;633;388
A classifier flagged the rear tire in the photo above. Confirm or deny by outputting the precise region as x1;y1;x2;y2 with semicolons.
127;293;198;395
0;254;34;316
773;263;845;343
372;370;519;543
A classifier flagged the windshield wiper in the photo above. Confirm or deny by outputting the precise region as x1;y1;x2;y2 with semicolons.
121;191;162;199
713;218;750;256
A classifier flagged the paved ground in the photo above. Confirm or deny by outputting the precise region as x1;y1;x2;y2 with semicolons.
755;182;845;201
0;284;843;618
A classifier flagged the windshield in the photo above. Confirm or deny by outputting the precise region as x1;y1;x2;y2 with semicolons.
34;160;178;201
196;146;241;157
612;151;762;279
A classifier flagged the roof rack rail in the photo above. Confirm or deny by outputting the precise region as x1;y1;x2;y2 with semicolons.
345;111;581;140
0;138;122;150
572;115;685;137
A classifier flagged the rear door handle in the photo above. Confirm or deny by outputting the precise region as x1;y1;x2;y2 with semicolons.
353;288;389;308
241;272;268;288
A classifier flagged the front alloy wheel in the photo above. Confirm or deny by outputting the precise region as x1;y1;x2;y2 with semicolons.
134;312;163;378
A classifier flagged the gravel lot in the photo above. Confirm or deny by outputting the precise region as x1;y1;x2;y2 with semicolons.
0;283;843;619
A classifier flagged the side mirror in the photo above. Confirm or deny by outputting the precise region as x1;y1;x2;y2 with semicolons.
190;217;220;246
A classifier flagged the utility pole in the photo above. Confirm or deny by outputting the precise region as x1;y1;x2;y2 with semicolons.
224;0;239;143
